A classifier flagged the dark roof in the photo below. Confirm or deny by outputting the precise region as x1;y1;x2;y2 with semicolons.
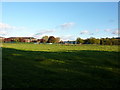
9;37;36;39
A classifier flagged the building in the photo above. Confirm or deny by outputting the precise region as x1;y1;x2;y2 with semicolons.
63;41;77;44
4;37;37;43
0;37;5;43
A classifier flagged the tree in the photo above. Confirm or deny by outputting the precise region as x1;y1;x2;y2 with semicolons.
40;39;46;43
59;40;64;44
47;36;56;43
55;37;60;43
100;38;104;45
88;37;95;44
87;37;100;44
76;37;84;44
94;39;100;44
42;36;48;43
14;38;20;42
105;38;112;45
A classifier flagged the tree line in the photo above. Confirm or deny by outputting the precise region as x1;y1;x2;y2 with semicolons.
37;36;60;43
39;36;120;45
2;35;120;45
76;37;120;45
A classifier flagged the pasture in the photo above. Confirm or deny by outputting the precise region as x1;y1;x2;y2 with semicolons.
2;43;120;88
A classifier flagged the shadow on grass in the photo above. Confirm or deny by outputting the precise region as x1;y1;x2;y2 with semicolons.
2;47;120;88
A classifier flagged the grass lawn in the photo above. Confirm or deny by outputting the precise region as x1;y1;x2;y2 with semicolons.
2;43;120;88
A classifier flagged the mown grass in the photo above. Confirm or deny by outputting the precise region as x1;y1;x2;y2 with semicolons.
2;43;120;88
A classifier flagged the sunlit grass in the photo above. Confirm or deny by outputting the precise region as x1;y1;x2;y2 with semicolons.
2;43;119;52
2;43;120;88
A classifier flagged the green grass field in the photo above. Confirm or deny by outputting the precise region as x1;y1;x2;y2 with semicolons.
2;43;120;88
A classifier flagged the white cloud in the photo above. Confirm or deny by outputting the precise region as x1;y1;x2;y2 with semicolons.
60;22;75;29
80;30;89;34
95;29;99;32
0;22;27;36
39;29;56;34
60;35;74;41
0;23;11;36
104;29;112;32
33;29;56;38
89;33;94;35
0;31;7;36
112;30;120;35
104;28;119;35
0;22;16;30
80;30;94;35
0;22;27;30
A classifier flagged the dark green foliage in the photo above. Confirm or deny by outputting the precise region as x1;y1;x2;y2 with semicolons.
55;37;60;43
85;37;100;44
41;36;60;43
76;37;84;44
81;37;119;45
100;38;120;45
42;36;49;43
4;36;120;45
59;40;64;44
47;36;56;43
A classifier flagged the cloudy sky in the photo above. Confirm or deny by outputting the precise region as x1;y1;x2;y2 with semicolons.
0;1;118;40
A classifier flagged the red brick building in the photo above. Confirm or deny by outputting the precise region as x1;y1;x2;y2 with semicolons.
3;37;37;43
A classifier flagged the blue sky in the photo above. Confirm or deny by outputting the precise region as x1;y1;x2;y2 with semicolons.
0;2;118;40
